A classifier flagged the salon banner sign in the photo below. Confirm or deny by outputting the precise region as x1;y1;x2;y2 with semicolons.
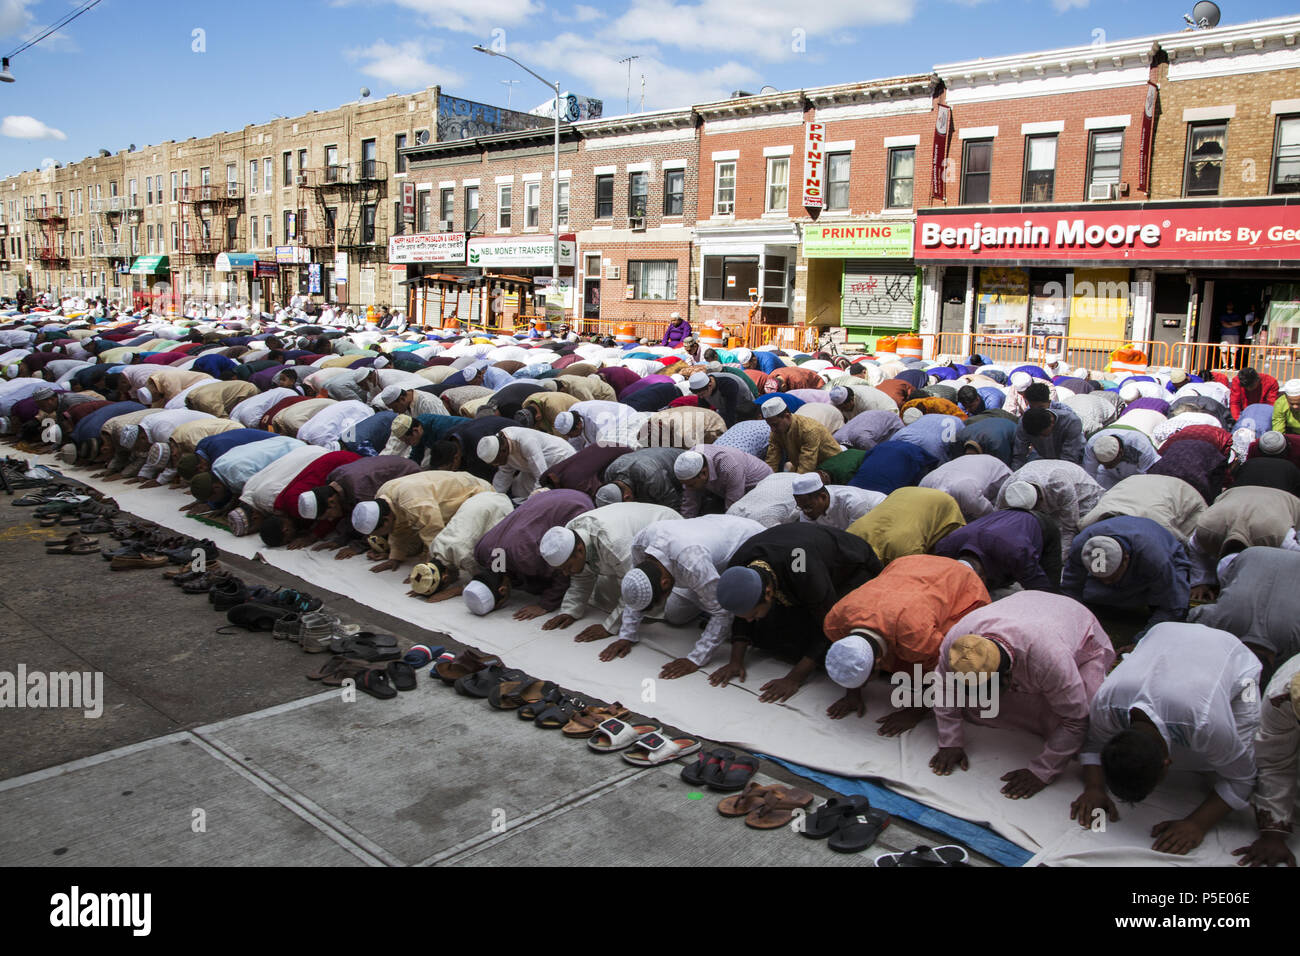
915;203;1300;262
388;232;467;264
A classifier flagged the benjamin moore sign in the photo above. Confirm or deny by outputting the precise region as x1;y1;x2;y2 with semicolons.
803;221;914;259
466;234;576;268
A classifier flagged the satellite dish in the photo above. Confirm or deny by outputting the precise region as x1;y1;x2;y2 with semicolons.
360;87;371;98
760;85;779;94
1190;1;1221;27
415;129;430;145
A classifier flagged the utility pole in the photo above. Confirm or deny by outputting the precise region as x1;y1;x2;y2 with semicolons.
618;55;639;114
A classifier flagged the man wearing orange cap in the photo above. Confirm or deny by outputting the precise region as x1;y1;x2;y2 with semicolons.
930;591;1115;799
823;555;990;729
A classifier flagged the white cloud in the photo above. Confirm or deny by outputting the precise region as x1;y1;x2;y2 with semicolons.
0;0;35;39
347;39;465;90
2;115;67;140
1051;0;1090;10
519;33;763;113
571;4;604;21
609;0;915;62
354;0;544;34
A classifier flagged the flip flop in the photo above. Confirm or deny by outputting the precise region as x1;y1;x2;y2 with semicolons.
386;660;418;691
681;748;732;786
621;732;702;767
488;677;555;710
587;719;662;753
875;845;970;867
355;668;397;700
828;809;891;854
704;751;760;792
743;786;815;830
455;665;528;699
533;695;588;729
46;539;100;555
717;781;781;817
307;656;370;686
433;648;500;684
802;795;873;839
561;702;630;737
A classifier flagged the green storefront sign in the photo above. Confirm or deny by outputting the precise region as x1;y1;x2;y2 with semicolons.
802;221;914;259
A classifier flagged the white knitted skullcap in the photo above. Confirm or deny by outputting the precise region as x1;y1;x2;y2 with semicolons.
1259;430;1287;456
1003;480;1038;510
477;435;501;462
826;634;876;689
620;568;656;612
1092;433;1121;464
351;500;381;534
761;397;786;419
791;472;824;495
463;580;497;616
540;526;578;567
554;410;576;434
673;450;706;480
1084;535;1124;576
688;372;710;391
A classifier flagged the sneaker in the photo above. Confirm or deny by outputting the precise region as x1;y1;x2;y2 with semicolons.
273;613;304;642
298;611;339;653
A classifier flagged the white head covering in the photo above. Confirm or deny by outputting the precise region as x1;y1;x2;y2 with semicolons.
540;526;578;567
554;410;576;435
351;500;381;534
829;385;849;406
298;490;319;520
791;472;824;495
1009;371;1032;392
1259;430;1288;455
621;568;656;612
1003;480;1038;510
1119;382;1141;403
477;435;501;462
463;580;497;616
1092;433;1121;464
119;424;140;449
673;450;706;480
826;634;876;689
1282;380;1300;398
372;355;389;369
146;442;169;469
901;406;922;425
688;371;710;392
1084;535;1124;576
735;348;753;364
595;483;624;507
137;387;152;404
376;384;404;408
760;397;786;419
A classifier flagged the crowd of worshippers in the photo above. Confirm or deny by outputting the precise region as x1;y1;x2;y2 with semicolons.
3;303;1300;864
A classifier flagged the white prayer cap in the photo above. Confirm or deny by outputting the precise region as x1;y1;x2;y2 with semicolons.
901;406;922;425
60;443;77;464
1092;433;1121;465
1009;371;1032;392
1044;353;1064;366
761;397;786;419
137;387;152;404
146;442;169;469
1119;382;1140;403
351;500;381;534
540;526;578;567
1259;430;1287;456
829;385;849;406
1003;480;1038;510
377;384;404;407
791;472;824;496
410;562;441;595
372;355;389;369
688;372;710;391
554;410;576;434
735;348;753;364
595;483;624;507
1168;368;1188;386
826;634;875;689
670;311;682;319
477;435;501;462
673;450;705;480
463;580;497;616
621;568;656;612
297;490;319;520
1084;535;1124;576
1282;379;1300;398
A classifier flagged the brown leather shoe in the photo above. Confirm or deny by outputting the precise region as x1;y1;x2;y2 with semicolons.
110;553;170;571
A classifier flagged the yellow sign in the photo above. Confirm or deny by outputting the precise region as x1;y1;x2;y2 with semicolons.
1070;268;1130;339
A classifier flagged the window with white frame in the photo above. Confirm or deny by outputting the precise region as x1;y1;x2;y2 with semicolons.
887;147;916;208
663;169;684;215
628;172;648;217
714;161;736;216
171;172;178;202
525;181;540;228
250;216;258;247
765;157;789;213
826;153;850;210
1272;115;1300;194
557;180;570;227
264;158;272;193
264;215;272;246
250;160;259;194
628;260;677;300
497;184;512;230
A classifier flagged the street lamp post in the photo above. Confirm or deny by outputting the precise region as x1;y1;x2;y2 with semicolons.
473;45;562;325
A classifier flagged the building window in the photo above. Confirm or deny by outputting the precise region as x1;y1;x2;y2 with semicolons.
129;179;138;206
465;186;479;230
264;158;272;193
628;171;648;217
361;139;377;179
497;184;512;230
959;140;991;204
765;157;789;214
1022;134;1057;203
1087;129;1124;195
250;216;258;247
594;174;613;219
283;151;293;187
200;167;210;186
1184;122;1227;197
325;207;337;242
395;133;408;174
763;255;788;305
417;190;432;233
826;153;850;210
703;254;758;301
362;204;376;244
227;218;238;246
1272;115;1300;194
171;172;178;202
284;210;294;242
525;181;541;228
264;215;272;246
250;160;259;194
714;161;736;216
627;260;678;300
146;224;154;253
146;179;153;205
439;188;453;228
663;169;684;215
393;200;404;237
557;180;570;227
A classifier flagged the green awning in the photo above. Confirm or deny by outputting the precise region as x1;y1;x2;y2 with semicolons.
129;255;170;275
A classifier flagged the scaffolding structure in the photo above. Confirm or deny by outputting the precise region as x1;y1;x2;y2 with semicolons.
298;159;389;298
177;182;244;297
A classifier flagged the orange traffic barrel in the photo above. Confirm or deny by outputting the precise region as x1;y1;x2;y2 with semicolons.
897;333;922;361
700;326;725;349
875;335;898;357
615;323;638;345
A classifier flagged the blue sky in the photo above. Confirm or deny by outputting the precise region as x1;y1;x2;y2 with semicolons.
1;0;1296;177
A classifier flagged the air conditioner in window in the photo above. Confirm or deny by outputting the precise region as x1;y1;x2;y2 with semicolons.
438;220;453;232
296;174;309;187
1088;182;1117;201
606;265;620;279
628;217;646;232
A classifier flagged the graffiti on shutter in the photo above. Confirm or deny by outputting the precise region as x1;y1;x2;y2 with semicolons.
842;260;914;329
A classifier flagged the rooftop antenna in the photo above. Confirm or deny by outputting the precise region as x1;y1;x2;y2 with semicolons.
1183;0;1221;29
639;73;645;112
500;78;519;110
618;55;640;114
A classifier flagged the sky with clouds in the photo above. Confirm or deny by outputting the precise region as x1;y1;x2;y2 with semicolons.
1;0;1296;177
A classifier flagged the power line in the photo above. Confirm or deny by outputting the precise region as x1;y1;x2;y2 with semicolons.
5;0;104;59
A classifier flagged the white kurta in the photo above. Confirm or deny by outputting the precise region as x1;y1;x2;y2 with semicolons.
800;485;885;530
492;426;576;499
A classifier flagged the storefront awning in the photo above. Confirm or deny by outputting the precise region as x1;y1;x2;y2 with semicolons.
129;255;169;275
215;253;260;272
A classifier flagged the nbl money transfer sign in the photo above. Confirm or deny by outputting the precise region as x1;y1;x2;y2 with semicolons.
915;203;1300;262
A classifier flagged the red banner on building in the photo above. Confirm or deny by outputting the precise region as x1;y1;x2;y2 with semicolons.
401;182;416;223
1138;81;1157;194
931;105;952;201
915;203;1300;261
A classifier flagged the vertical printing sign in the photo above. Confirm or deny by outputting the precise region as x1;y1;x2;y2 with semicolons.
931;105;952;200
802;122;825;211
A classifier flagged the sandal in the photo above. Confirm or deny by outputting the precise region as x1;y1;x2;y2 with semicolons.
828;809;891;854
802;795;873;839
717;781;780;817
706;752;759;792
518;686;564;721
621;732;702;767
681;748;733;786
488;677;555;710
455;664;528;699
307;656;369;685
560;701;631;737
386;660;418;691
874;845;969;867
533;695;588;729
355;667;397;700
587;718;662;753
432;648;500;685
743;786;815;830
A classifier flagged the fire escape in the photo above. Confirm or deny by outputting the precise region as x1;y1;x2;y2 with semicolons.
298;159;388;266
177;181;244;275
88;194;131;269
24;203;70;276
